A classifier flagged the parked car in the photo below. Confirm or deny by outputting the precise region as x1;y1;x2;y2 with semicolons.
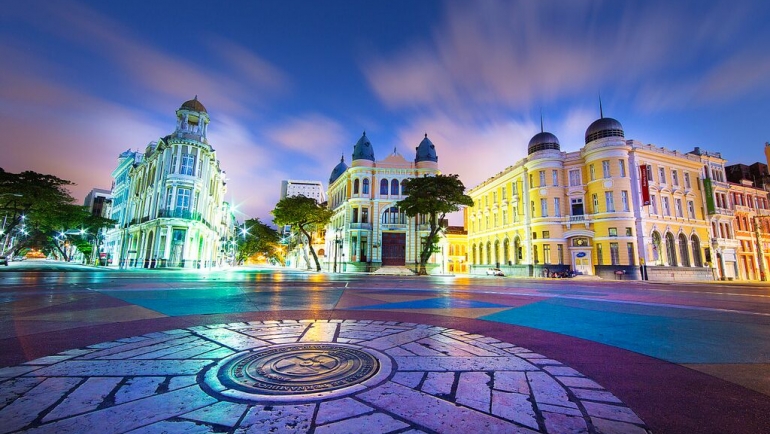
0;255;8;266
486;267;504;276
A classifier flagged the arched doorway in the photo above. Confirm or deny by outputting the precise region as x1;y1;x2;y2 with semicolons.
144;230;154;268
513;237;521;264
665;232;677;266
691;235;702;267
678;233;690;267
503;238;510;265
494;240;500;267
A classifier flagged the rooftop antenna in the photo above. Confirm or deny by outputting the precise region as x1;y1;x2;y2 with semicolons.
599;93;604;119
540;109;544;133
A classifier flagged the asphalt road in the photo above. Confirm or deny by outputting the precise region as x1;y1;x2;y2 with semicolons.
2;260;770;433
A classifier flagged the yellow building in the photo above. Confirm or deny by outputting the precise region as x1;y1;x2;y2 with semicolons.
467;113;713;281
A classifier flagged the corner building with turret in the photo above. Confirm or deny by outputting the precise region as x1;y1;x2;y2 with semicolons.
325;133;441;272
467;112;717;281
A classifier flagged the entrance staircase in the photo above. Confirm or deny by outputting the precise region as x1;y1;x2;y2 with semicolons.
373;266;416;276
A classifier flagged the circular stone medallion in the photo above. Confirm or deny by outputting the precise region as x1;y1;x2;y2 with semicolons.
205;343;391;402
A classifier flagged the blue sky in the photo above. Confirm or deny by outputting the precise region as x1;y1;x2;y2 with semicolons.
1;0;769;224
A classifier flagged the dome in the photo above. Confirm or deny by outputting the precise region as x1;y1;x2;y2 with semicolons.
352;131;375;161
415;134;438;163
180;96;207;113
329;155;348;184
527;131;560;154
585;117;624;144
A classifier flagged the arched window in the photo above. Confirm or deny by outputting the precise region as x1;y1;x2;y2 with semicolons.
503;239;510;265
362;179;370;194
651;231;662;264
494;240;500;266
486;242;492;264
691;235;702;267
380;179;389;195
472;245;477;265
678;233;690;267
401;180;408;195
391;179;399;195
514;237;521;264
353;179;360;194
381;207;405;224
665;232;677;266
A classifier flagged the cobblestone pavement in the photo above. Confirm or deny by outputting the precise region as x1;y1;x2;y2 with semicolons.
0;320;649;434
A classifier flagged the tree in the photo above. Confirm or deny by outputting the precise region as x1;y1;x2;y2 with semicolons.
236;218;282;265
397;174;473;275
272;195;333;272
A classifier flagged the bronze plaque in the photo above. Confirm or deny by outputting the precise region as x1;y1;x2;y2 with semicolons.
218;343;380;395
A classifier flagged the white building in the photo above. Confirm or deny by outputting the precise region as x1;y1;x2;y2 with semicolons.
107;97;232;268
325;132;441;272
280;180;325;202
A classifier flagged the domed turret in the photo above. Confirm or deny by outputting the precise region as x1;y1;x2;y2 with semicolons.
415;133;438;163
329;154;348;184
527;132;560;154
585;117;624;144
352;131;375;162
180;96;207;113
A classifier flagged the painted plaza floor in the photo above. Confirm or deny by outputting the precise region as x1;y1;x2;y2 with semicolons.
2;265;770;433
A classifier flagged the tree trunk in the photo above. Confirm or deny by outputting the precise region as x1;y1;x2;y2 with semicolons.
300;227;322;272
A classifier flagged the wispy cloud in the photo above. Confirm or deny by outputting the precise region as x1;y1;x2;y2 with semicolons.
265;114;347;158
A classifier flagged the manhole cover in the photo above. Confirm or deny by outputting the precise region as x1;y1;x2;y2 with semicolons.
204;343;392;402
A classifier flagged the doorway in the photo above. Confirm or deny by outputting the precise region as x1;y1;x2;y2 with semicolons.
381;232;405;266
572;251;592;275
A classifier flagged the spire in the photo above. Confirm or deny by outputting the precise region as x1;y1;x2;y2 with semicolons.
599;93;604;119
340;153;344;163
425;133;428;138
540;109;544;133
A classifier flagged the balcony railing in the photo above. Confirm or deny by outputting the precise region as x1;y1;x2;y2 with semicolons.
709;207;734;216
381;223;407;231
348;223;372;230
157;208;204;221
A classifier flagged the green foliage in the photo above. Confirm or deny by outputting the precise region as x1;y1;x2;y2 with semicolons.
236;218;282;264
272;195;333;271
397;174;473;275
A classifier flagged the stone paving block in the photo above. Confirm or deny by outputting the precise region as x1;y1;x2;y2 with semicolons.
43;377;121;422
156;342;223;360
402;341;448;356
299;321;338;342
28;359;212;377
315;397;374;425
543;366;583;377
542;411;589;434
527;371;577;409
192;328;270;351
0;377;82;433
358;381;538;433
556;376;604;390
315;412;409;434
0;365;42;378
431;333;507;356
417;337;477;357
180;401;249;427
0;377;44;411
494;371;530;394
395;356;537;372
421;372;454;397
104;336;203;359
456;372;492;412
117;336;150;343
392;371;424;388
582;401;645;424
570;388;622;403
491;390;539;430
82;335;181;359
529;359;564;366
25;385;218;434
235;403;315;434
23;354;79;365
192;347;234;359
168;376;197;390
59;349;95;356
384;346;416;357
87;341;126;349
537;403;583;416
365;327;442;350
126;419;216;434
591;416;649;434
115;376;166;404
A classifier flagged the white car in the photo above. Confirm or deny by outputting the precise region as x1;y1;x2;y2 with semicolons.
486;268;504;276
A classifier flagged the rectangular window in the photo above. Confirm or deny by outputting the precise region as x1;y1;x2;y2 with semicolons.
651;194;658;214
541;198;548;217
590;164;596;181
610;242;620;265
646;164;653;182
602;160;611;178
619;160;626;178
352;208;359;223
493;191;497;204
512;181;518;196
539;171;546;187
659;167;666;184
569;169;581;186
170;154;177;174
592;194;599;214
605;191;615;212
609;228;618;237
663;197;671;216
672;170;679;186
627;243;635;265
543;244;551;265
180;153;195;176
557;244;564;265
597;243;603;265
502;209;507;225
543;230;550;238
531;201;535;215
621;190;629;211
362;208;369;223
502;187;506;200
685;172;691;189
626;227;633;236
175;188;191;211
554;197;561;217
552;170;558;186
675;198;683;217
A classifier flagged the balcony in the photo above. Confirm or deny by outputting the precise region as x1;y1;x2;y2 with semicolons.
563;214;591;229
381;224;407;231
709;207;734;216
157;208;204;221
348;223;372;230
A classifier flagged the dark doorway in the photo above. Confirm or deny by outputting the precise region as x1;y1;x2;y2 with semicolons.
381;232;406;266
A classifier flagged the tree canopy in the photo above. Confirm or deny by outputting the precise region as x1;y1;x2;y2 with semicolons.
271;195;333;271
236;218;282;265
397;174;473;275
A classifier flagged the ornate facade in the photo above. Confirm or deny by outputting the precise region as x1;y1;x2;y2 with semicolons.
105;97;233;268
325;133;441;272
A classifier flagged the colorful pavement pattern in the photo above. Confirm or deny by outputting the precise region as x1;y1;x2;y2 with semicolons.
0;320;648;433
3;271;770;433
